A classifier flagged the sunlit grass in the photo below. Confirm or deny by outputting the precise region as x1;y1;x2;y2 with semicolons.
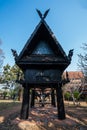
0;116;5;123
64;101;87;107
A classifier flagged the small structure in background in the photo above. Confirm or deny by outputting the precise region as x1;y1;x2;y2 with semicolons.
63;71;84;89
63;71;87;103
63;71;84;91
12;9;73;120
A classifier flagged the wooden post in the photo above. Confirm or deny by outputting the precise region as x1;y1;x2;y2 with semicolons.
20;84;30;119
51;89;56;107
31;89;35;107
56;84;65;120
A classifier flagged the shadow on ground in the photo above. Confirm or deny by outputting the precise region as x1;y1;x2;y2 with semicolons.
0;105;87;130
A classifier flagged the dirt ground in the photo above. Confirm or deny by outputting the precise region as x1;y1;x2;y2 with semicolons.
0;100;87;130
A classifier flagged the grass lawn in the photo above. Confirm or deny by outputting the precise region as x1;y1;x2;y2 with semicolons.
0;100;21;111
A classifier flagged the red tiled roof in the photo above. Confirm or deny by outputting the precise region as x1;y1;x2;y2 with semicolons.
63;71;84;79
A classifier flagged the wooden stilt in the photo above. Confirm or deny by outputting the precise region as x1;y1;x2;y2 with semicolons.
56;84;66;120
51;89;56;107
20;84;30;119
31;89;35;107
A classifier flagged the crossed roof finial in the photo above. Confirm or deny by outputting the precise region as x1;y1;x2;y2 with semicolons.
36;9;50;20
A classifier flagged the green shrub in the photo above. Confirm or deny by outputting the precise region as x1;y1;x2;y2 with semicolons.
73;91;80;100
64;92;71;100
3;91;7;99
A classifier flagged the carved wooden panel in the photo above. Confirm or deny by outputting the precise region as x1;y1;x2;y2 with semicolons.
24;69;62;83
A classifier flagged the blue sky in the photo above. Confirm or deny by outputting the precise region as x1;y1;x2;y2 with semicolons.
0;0;87;71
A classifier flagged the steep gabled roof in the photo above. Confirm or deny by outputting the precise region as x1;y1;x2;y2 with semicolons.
17;19;69;62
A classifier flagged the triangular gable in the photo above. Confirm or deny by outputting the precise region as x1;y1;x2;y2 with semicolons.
17;20;68;61
32;40;54;55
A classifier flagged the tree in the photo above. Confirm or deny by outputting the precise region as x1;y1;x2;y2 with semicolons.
3;64;23;83
10;64;23;81
0;39;5;74
78;43;87;82
3;64;11;82
2;64;23;100
78;44;87;102
10;64;23;101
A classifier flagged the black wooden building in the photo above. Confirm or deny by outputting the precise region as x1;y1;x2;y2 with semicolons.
12;10;73;120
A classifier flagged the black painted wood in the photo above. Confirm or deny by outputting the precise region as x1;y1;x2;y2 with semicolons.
31;89;35;108
20;84;30;119
56;84;65;120
11;10;73;120
51;89;56;107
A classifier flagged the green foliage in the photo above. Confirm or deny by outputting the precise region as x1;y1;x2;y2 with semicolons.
1;64;23;100
3;91;7;99
2;64;23;83
10;64;23;81
3;91;7;96
73;91;80;100
3;64;11;82
64;92;71;100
